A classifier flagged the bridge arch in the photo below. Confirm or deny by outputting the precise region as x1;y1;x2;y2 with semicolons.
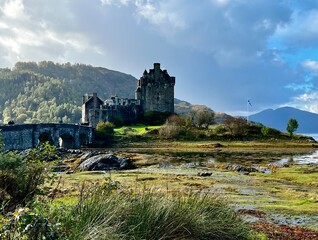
59;133;75;149
38;131;54;145
0;123;94;150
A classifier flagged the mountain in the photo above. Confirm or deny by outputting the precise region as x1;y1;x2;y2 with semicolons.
0;61;137;124
249;107;318;133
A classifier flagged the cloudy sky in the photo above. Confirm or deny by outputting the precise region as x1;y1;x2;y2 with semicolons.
0;0;318;115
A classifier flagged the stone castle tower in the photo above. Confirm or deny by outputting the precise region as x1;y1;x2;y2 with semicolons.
135;63;175;113
82;63;175;127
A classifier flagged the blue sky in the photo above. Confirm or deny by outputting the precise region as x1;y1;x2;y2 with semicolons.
0;0;317;115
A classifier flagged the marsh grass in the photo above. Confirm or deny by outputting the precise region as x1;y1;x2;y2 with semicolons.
56;183;252;240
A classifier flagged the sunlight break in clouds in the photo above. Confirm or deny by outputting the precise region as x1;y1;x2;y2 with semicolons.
0;0;102;66
1;0;25;19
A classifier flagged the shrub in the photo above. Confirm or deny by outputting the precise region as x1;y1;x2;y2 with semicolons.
0;130;3;151
95;121;115;146
166;114;186;126
211;124;228;135
110;116;124;127
0;143;58;211
159;124;186;139
261;126;281;138
0;204;60;240
143;111;171;125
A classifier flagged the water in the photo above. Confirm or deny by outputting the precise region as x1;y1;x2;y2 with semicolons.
275;150;318;165
301;133;318;141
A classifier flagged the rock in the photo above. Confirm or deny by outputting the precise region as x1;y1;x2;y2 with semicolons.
78;154;134;171
212;143;223;148
197;171;212;177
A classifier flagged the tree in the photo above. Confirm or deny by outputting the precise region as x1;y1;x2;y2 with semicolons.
96;121;115;136
224;116;248;137
286;118;298;137
189;108;215;129
95;121;115;146
0;130;3;150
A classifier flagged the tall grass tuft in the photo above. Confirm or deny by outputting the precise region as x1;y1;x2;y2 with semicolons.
59;184;251;240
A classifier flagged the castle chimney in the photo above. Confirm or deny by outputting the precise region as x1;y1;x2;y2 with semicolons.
154;63;160;71
154;63;160;79
93;93;97;109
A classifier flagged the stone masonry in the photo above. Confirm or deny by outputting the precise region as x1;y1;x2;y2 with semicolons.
82;63;175;127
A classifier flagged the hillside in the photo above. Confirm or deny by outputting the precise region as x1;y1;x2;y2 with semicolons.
174;99;230;124
0;61;137;124
249;107;318;133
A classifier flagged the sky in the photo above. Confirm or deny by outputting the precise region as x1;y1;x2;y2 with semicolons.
0;0;318;116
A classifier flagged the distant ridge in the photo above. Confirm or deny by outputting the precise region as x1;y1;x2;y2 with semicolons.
249;107;318;133
174;99;230;124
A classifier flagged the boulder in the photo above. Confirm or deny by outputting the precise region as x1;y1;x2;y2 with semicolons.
197;171;212;177
78;154;134;171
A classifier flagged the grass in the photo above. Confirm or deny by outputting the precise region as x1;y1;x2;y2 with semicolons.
54;163;318;217
54;185;253;240
267;166;318;187
47;144;318;238
114;125;161;136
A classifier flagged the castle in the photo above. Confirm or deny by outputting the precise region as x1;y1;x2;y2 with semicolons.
82;63;175;127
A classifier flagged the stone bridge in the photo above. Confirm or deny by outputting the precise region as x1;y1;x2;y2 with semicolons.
0;123;94;150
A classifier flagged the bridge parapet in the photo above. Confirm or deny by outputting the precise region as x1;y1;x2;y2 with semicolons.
0;123;94;150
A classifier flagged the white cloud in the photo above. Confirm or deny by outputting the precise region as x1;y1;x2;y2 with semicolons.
0;0;317;115
274;9;318;47
0;0;104;67
302;60;318;76
290;92;318;113
0;0;26;19
100;0;131;6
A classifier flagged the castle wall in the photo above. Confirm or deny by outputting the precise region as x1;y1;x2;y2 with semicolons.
136;63;175;113
88;105;141;127
82;63;175;127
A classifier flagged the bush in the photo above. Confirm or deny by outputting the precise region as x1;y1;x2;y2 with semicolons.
95;121;115;146
110;116;124;127
0;143;58;211
0;204;60;239
0;130;4;151
143;111;171;125
159;124;186;139
211;124;228;135
166;114;186;126
261;126;281;138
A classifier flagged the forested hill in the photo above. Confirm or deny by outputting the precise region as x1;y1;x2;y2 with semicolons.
0;61;137;124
